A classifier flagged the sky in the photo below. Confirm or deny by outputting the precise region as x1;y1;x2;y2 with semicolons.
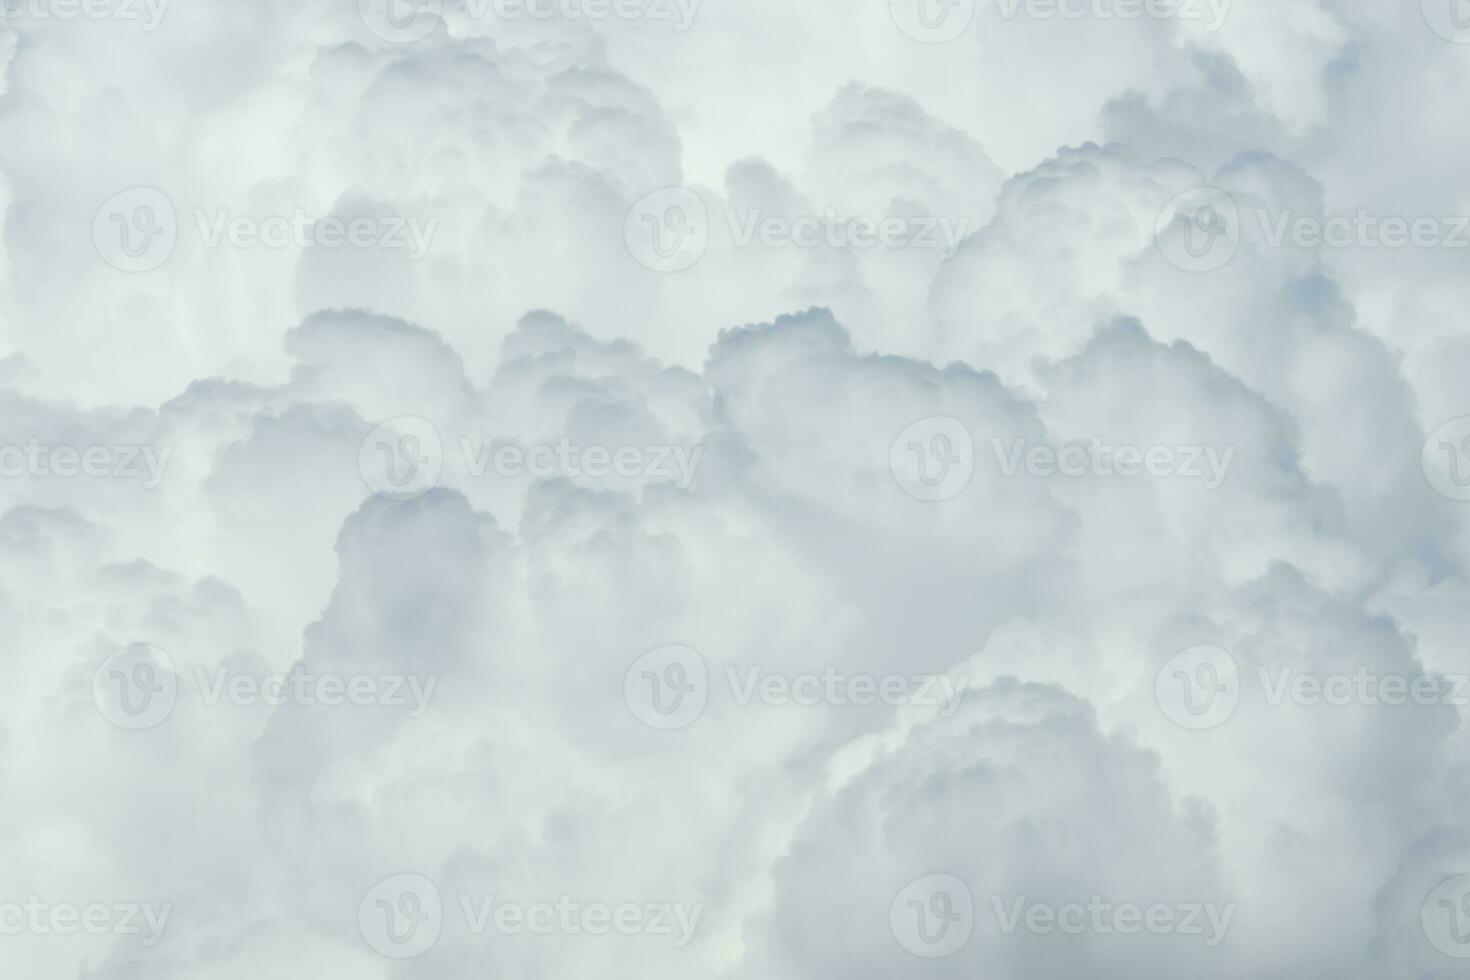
3;0;1470;976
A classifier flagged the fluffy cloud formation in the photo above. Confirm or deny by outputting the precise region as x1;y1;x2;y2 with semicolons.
2;1;1470;978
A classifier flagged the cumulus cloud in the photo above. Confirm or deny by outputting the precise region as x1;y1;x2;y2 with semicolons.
2;0;1469;977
